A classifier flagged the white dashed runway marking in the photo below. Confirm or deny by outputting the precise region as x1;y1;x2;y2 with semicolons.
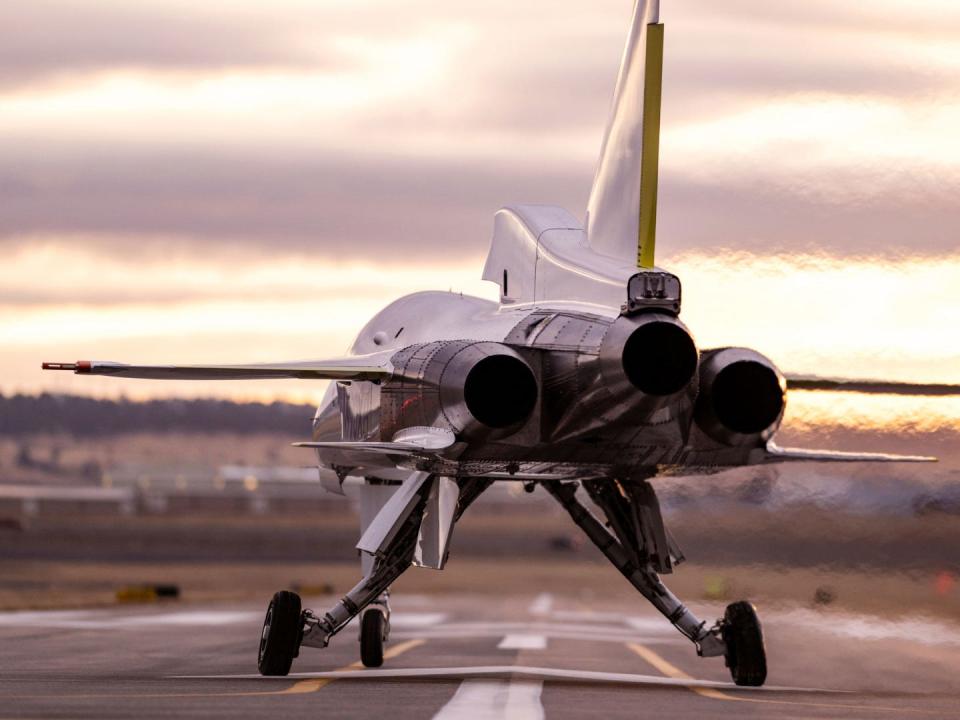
497;634;548;650
0;609;260;629
0;609;447;630
432;679;544;720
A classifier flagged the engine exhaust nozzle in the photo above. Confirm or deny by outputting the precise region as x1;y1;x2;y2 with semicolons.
385;340;538;442
600;313;699;415
695;347;786;445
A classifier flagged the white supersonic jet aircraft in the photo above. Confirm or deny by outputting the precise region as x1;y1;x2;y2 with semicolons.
44;0;956;686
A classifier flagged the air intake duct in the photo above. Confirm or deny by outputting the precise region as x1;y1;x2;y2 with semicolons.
695;347;786;445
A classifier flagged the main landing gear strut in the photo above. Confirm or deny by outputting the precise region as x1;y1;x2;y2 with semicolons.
258;496;422;676
543;478;767;687
257;475;491;676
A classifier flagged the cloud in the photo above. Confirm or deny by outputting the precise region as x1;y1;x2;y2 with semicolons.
0;243;493;307
657;174;960;259
1;1;956;268
0;2;325;91
0;0;620;93
1;128;956;264
0;3;956;279
0;142;589;261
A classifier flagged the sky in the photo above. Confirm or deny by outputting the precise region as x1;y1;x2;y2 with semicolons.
2;0;959;408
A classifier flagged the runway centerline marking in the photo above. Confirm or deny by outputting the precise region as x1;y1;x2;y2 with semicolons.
432;679;544;720
626;642;940;715
497;634;548;651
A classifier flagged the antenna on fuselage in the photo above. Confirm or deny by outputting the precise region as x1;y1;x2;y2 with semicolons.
585;0;666;270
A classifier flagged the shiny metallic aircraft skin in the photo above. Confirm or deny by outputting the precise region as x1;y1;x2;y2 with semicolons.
317;291;723;474
43;0;952;688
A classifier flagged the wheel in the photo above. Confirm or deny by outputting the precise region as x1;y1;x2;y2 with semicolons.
258;590;302;676
360;608;386;668
721;600;767;687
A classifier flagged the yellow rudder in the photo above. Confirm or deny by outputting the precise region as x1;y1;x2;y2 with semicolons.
638;22;664;269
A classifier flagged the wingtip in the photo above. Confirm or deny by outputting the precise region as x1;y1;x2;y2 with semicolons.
42;362;76;371
890;453;938;463
41;361;91;373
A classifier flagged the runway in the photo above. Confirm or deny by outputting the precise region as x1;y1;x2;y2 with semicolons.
1;592;957;719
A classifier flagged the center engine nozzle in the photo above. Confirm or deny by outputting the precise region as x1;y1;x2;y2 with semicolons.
694;347;786;445
599;312;700;416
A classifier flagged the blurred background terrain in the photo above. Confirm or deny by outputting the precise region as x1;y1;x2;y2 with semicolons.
2;391;957;624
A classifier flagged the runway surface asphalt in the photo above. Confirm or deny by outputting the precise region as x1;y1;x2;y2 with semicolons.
1;591;957;719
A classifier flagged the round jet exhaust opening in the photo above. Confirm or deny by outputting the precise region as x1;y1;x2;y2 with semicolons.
712;360;784;434
463;354;538;429
622;321;699;396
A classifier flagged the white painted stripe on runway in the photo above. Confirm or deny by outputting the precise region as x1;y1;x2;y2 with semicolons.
343;612;448;629
497;634;547;650
544;610;675;632
181;665;846;694
0;609;444;630
528;593;553;616
625;616;678;633
389;619;685;645
391;613;448;628
402;620;673;637
0;610;260;628
392;630;677;646
433;680;544;720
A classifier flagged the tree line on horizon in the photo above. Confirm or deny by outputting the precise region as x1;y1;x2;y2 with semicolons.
0;393;317;437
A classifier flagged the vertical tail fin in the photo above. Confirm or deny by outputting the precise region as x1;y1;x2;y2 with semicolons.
585;0;665;268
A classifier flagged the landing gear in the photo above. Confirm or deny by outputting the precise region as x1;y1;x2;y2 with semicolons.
721;601;767;686
258;590;302;676
255;473;487;673
296;476;433;657
360;607;387;667
288;474;488;667
544;478;767;686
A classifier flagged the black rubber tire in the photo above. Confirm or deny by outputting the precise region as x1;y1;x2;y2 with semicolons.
360;609;386;668
722;600;767;687
258;590;302;676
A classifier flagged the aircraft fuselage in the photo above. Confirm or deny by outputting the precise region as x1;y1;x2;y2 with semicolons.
313;289;786;479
